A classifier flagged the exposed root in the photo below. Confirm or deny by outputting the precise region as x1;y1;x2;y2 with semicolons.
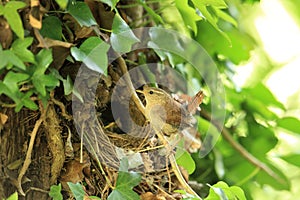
16;102;47;196
50;93;72;120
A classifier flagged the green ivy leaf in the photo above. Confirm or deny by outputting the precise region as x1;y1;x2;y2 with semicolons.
30;49;59;97
175;147;196;174
49;68;73;95
245;83;285;110
2;1;27;39
11;37;35;63
2;72;33;112
0;50;26;70
34;49;53;76
0;82;9;95
20;91;38;110
192;0;231;44
196;22;253;64
175;0;202;34
213;8;237;27
6;192;18;200
108;158;141;200
111;14;140;53
32;74;59;97
63;75;73;95
280;154;300;167
3;71;29;94
67;1;97;27
100;0;120;9
55;0;69;9
205;181;246;200
277;117;300;134
244;98;278;120
67;182;85;200
71;37;110;74
148;28;185;67
40;16;62;40
49;184;63;200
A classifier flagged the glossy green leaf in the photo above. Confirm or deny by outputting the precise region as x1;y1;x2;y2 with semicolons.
0;50;26;70
245;83;285;110
229;186;247;200
108;158;141;200
67;2;97;27
277;117;300;134
2;1;26;39
34;49;53;75
175;0;202;34
40;16;62;40
2;77;36;111
192;1;231;44
49;184;63;200
244;98;278;120
11;37;35;63
6;192;18;200
30;49;58;97
3;72;29;94
63;75;73;95
205;181;246;200
176;148;196;174
196;22;254;64
32;74;59;97
148;28;186;67
67;182;85;200
213;7;237;27
0;82;9;95
108;171;141;200
100;0;119;9
148;41;184;67
21;91;38;110
55;0;69;9
280;154;300;167
71;37;110;74
111;14;140;53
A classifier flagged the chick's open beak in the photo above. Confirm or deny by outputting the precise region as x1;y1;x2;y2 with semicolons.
136;89;144;94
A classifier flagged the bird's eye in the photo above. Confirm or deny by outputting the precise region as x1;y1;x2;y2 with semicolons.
149;90;154;94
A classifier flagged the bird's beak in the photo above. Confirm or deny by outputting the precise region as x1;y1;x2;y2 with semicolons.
136;89;144;94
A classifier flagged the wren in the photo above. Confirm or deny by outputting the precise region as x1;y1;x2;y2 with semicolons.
137;85;203;135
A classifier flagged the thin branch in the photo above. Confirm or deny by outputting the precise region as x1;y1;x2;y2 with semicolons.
201;110;285;184
116;56;145;116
